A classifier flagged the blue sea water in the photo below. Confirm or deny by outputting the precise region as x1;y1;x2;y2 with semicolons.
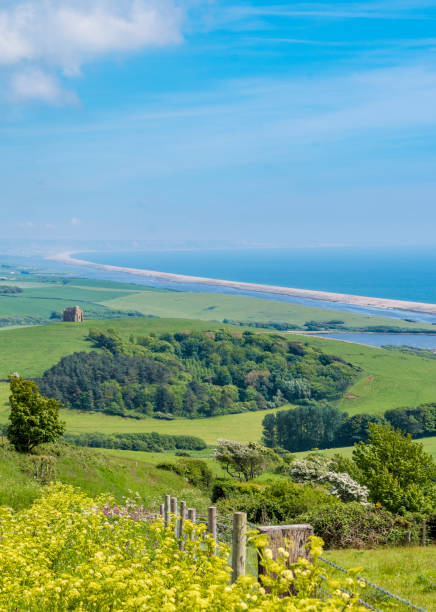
78;247;436;304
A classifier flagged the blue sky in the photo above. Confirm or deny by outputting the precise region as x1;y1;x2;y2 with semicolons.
1;0;436;247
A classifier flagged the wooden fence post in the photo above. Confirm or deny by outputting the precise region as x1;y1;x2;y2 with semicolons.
208;506;217;540
232;512;247;583
159;503;164;519
179;501;186;547
164;495;171;527
257;524;314;579
188;508;196;523
171;497;178;535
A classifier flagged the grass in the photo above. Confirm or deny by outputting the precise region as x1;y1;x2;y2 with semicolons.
0;441;210;513
323;546;436;611
300;334;436;415
101;290;436;331
0;317;233;379
0;277;159;326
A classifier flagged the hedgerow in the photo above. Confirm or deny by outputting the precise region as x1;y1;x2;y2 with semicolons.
0;483;367;611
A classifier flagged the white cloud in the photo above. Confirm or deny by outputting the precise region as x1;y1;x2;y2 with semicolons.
11;69;78;104
0;0;184;103
71;217;81;225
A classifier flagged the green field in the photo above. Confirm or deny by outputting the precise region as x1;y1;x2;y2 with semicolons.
300;335;436;415
102;288;436;331
0;277;160;325
324;547;436;611
0;316;232;379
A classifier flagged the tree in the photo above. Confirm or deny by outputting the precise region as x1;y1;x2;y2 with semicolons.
7;376;65;453
352;423;436;515
213;439;279;481
335;413;385;446
262;413;277;447
271;405;345;452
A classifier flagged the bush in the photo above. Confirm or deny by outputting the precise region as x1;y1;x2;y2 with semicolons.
289;456;369;503
64;431;207;452
156;458;214;490
295;502;419;549
215;479;337;524
353;424;436;515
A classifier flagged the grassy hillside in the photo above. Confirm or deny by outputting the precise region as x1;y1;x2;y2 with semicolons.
101;289;436;331
0;440;209;512
301;335;436;415
0;317;233;379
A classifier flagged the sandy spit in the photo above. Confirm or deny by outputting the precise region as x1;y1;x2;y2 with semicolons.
49;252;436;316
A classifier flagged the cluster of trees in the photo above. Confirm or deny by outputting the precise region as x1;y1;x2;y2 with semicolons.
262;403;436;453
39;328;357;419
0;285;23;294
385;403;436;437
64;431;206;452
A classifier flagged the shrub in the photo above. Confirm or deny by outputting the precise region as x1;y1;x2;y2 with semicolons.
295;502;419;549
353;424;436;515
290;456;369;503
215;479;337;524
0;483;367;611
156;458;214;490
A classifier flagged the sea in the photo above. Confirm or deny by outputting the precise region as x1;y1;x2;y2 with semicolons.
78;246;436;303
74;246;436;349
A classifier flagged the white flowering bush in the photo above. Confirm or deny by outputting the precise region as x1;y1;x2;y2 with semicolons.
290;458;368;503
319;471;369;503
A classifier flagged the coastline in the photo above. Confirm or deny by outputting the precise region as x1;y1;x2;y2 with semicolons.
49;251;436;316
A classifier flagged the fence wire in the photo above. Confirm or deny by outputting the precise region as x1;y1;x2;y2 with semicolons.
319;556;428;612
163;503;427;612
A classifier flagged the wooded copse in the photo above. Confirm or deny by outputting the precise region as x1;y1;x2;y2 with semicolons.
38;328;358;418
262;403;436;452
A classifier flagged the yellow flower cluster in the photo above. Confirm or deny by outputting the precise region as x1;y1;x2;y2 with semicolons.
0;484;366;611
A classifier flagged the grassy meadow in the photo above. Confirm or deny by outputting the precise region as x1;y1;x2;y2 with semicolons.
101;288;436;331
324;547;436;611
0;316;233;379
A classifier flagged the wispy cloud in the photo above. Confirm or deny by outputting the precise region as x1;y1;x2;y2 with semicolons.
0;0;184;104
11;69;78;105
226;1;436;20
